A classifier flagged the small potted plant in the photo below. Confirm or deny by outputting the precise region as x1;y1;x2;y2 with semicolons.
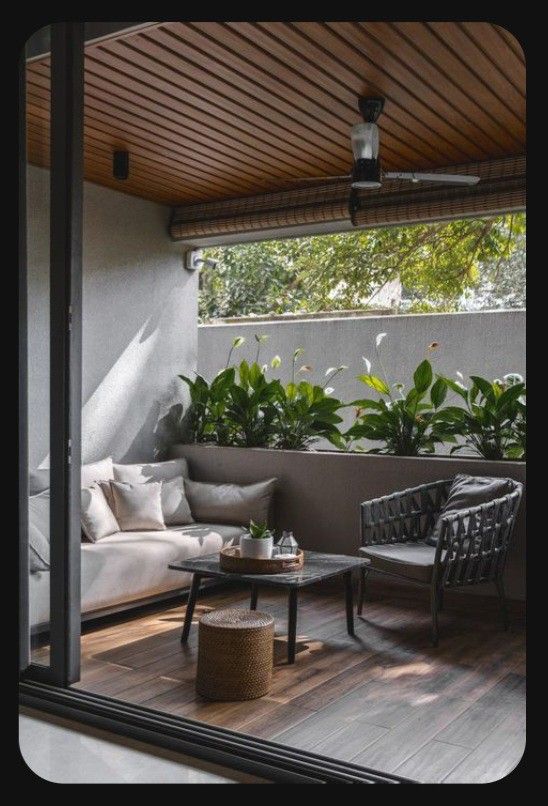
239;520;274;560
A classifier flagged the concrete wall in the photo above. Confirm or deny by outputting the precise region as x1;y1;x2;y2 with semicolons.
27;166;197;469
198;310;526;440
172;444;526;601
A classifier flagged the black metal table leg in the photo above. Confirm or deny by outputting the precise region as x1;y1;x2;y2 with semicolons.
344;570;355;636
181;573;202;643
250;583;259;610
287;588;298;664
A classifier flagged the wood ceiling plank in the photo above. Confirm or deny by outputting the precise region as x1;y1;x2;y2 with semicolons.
77;62;322;179
392;23;524;148
27;123;207;202
460;23;525;93
29;69;299;187
492;25;525;62
147;22;353;161
220;21;448;168
27;90;257;199
290;21;501;164
427;22;525;114
346;22;517;158
86;46;344;177
263;21;476;166
25;21;525;206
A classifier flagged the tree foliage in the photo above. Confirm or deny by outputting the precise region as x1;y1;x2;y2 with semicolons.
199;213;525;320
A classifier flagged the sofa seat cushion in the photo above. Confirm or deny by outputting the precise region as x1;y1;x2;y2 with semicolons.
359;541;445;584
29;523;244;628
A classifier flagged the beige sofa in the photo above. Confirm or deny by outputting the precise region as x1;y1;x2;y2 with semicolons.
28;458;248;630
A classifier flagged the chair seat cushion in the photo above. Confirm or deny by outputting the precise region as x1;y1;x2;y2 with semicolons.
359;541;444;583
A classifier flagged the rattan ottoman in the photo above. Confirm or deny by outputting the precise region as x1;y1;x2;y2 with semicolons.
196;608;274;701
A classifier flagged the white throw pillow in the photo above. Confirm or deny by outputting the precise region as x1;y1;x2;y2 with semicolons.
28;490;50;572
81;483;120;543
109;481;166;531
81;457;114;488
161;476;194;525
113;458;189;485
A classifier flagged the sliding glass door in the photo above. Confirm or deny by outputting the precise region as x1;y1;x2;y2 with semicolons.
19;23;84;685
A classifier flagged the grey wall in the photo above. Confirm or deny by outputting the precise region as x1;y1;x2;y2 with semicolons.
172;444;526;601
27;166;198;469
198;310;526;442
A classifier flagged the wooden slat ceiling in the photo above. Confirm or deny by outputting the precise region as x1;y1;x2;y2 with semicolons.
26;21;525;207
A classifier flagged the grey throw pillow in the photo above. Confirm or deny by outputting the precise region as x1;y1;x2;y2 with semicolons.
81;483;120;542
184;478;276;526
161;476;194;525
426;474;515;546
109;480;166;531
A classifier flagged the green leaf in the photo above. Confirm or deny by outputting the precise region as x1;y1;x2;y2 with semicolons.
470;375;496;401
430;377;447;408
439;375;468;400
413;359;433;394
357;374;391;395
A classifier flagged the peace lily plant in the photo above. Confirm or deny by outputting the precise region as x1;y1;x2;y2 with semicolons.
178;332;525;461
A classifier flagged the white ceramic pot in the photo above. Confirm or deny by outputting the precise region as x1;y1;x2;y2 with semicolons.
239;533;273;560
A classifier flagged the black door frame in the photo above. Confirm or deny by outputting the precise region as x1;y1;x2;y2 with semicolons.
19;21;83;685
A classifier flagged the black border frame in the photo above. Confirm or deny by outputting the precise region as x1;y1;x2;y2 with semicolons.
20;680;411;784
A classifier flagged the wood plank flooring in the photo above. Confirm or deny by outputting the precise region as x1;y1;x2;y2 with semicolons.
73;580;526;784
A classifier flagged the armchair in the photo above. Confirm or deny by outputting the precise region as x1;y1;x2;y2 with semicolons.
358;478;523;645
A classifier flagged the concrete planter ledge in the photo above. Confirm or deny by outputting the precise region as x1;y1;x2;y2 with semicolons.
171;444;526;601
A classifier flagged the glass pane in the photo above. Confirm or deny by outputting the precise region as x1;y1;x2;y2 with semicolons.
26;26;51;665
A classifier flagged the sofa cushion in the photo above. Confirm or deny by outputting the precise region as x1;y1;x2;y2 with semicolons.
81;483;120;542
426;474;515;547
359;542;445;584
28;490;50;572
184;478;276;526
113;458;189;485
81;457;114;488
109;481;166;531
29;468;50;496
161;476;194;525
29;523;245;627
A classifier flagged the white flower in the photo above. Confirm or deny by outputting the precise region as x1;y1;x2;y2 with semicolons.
375;332;387;348
362;356;372;373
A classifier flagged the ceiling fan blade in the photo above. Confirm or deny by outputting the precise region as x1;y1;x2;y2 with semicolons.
384;172;480;186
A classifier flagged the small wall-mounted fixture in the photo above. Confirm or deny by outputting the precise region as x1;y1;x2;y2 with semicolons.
113;150;129;180
184;249;219;271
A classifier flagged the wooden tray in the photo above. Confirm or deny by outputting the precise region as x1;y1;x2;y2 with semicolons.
219;547;304;575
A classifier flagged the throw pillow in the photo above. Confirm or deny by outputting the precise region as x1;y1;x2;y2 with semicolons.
426;474;515;546
81;483;120;542
81;456;114;488
28;489;50;572
184;478;276;526
113;458;189;485
108;480;166;531
161;476;194;525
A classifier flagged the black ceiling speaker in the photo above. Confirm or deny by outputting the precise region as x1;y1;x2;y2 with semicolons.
113;150;129;180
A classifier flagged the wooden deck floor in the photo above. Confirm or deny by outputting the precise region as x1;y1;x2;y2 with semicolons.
74;581;526;784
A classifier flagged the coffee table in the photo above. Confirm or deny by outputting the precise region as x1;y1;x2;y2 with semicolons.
168;551;370;664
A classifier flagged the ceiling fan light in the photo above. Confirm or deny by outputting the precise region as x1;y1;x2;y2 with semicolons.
351;158;382;189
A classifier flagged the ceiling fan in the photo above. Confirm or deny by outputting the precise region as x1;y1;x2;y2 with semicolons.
296;97;481;190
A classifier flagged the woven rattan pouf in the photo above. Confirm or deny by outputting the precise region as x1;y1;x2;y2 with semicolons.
196;608;274;701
